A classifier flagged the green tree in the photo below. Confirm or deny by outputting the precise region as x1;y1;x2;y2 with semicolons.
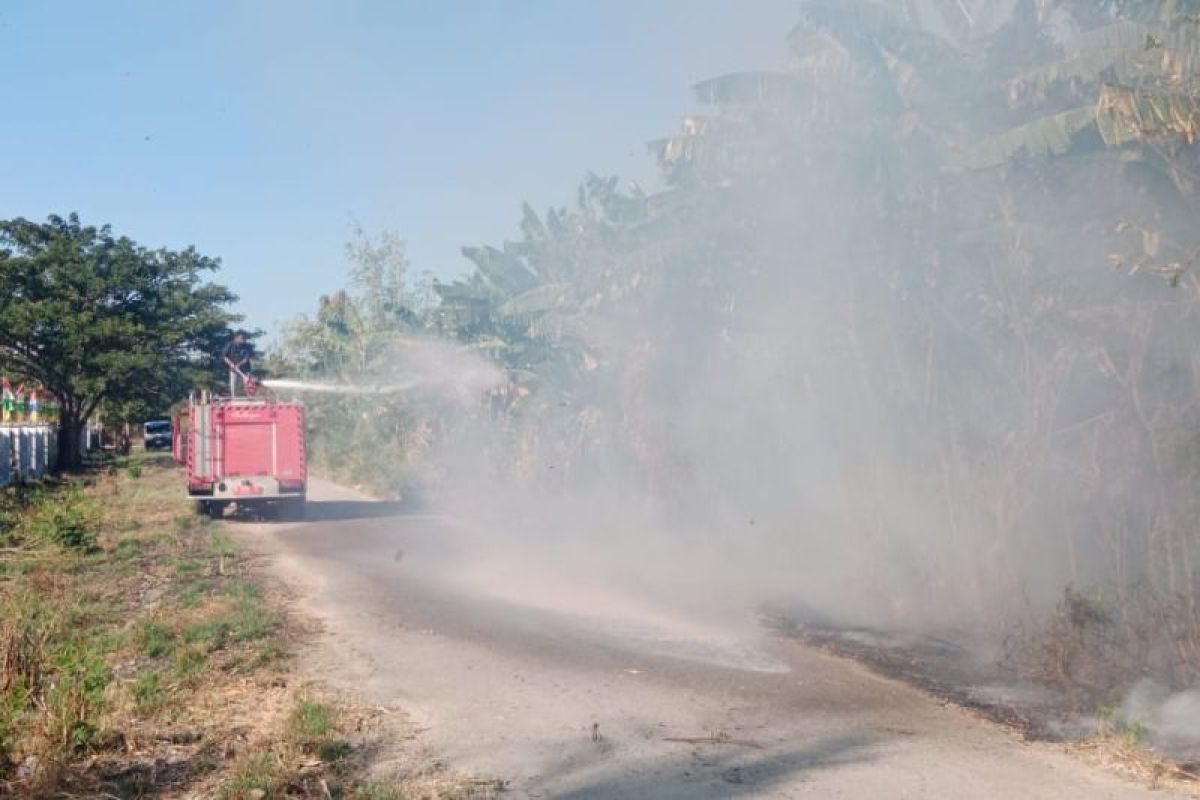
0;214;240;468
429;0;1200;684
275;229;430;495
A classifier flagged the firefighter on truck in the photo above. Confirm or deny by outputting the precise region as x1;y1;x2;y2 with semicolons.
222;331;254;397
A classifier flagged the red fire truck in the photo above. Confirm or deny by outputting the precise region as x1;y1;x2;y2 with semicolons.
174;392;306;519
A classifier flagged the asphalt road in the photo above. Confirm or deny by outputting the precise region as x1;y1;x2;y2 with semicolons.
243;479;1184;799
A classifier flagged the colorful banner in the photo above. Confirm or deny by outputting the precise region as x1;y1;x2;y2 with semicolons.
0;378;58;425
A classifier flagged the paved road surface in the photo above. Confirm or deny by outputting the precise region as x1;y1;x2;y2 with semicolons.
241;479;1183;799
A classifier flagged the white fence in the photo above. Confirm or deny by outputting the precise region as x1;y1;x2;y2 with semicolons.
0;425;58;486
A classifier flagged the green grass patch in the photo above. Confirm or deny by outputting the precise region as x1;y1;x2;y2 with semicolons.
171;647;208;683
208;530;238;558
183;594;275;652
1098;705;1150;746
136;619;176;658
0;451;365;795
183;617;234;650
351;783;407;800
0;558;41;577
172;514;198;534
46;640;111;751
131;669;168;711
24;485;99;551
287;700;337;741
91;628;127;655
222;751;282;799
230;597;275;641
175;557;203;576
251;643;286;668
177;579;210;608
112;538;144;561
285;698;356;768
64;592;116;631
317;738;353;762
223;580;262;601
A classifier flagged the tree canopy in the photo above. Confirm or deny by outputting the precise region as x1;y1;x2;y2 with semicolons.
0;213;240;466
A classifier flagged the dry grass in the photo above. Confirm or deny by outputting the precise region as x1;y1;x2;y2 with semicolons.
1005;586;1200;701
1069;738;1200;797
0;451;491;799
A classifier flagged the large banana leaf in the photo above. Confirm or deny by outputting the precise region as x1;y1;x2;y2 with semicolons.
1096;82;1200;145
1012;49;1149;98
647;134;706;164
520;202;547;243
1013;19;1200;98
924;0;1008;41
643;188;693;217
787;28;885;87
796;0;910;35
796;0;964;77
1155;17;1200;78
949;105;1098;170
460;245;539;296
680;115;714;135
928;0;971;42
497;283;575;319
432;280;494;305
1065;20;1154;56
692;71;805;106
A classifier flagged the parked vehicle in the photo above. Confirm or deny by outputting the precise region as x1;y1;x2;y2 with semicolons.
143;418;172;450
177;391;306;519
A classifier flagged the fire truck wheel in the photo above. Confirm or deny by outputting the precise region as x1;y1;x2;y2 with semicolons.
207;501;224;520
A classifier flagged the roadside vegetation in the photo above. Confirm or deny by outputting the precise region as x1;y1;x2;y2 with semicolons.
5;0;1200;787
273;0;1200;771
0;453;494;798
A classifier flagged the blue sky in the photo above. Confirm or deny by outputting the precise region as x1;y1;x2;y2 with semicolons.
0;1;797;338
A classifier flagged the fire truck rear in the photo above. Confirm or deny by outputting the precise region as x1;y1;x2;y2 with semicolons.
176;392;306;519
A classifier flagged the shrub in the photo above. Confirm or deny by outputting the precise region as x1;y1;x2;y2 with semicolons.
1097;705;1150;746
0;682;28;773
45;642;110;751
0;505;21;547
26;486;98;551
317;738;353;762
